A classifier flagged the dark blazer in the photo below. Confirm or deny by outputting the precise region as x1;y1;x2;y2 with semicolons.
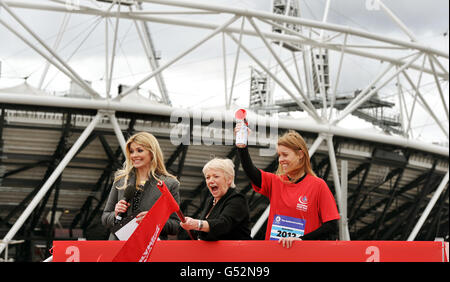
102;170;180;240
197;188;251;241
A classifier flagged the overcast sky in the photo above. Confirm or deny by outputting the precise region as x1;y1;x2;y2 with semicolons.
0;0;448;143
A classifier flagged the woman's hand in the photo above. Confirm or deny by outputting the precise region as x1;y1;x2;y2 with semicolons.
114;200;130;217
135;211;148;224
179;216;198;231
278;237;302;248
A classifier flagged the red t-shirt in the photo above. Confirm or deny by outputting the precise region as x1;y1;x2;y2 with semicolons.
253;170;340;240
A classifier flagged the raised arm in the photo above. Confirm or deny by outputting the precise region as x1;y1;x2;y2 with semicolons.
237;147;262;188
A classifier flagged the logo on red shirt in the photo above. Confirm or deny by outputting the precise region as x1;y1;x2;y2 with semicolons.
297;195;308;212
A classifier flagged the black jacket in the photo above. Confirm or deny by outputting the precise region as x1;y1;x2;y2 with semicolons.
197;188;252;241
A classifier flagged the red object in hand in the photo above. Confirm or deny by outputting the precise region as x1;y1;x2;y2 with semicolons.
235;108;247;120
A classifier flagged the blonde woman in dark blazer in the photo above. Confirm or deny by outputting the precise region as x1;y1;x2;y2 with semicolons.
102;132;180;240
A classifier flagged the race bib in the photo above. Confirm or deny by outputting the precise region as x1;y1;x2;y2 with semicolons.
270;214;305;241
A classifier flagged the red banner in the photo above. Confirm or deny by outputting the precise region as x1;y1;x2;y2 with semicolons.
112;181;179;262
52;240;447;262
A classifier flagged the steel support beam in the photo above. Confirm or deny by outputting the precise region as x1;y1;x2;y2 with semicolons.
349;167;404;225
423;187;449;240
339;160;350;240
116;14;240;100
176;145;189;179
165;143;188;169
372;152;410;239
367;199;413;240
378;174;443;240
408;171;449;241
0;1;101;99
0;112;102;255
348;162;371;220
75;130;128;235
401;160;437;238
134;2;171;105
108;113;127;156
5;113;72;239
355;170;436;239
0;96;447;157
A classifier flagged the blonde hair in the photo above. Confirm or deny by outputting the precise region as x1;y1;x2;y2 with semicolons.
114;132;178;189
276;130;316;182
202;158;236;188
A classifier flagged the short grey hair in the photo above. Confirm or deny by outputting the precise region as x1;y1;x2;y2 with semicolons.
202;158;236;188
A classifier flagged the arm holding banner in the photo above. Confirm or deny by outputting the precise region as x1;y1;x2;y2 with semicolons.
180;189;252;241
156;176;181;238
181;216;210;232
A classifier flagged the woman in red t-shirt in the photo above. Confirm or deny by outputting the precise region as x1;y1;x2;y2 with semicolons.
235;126;340;248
